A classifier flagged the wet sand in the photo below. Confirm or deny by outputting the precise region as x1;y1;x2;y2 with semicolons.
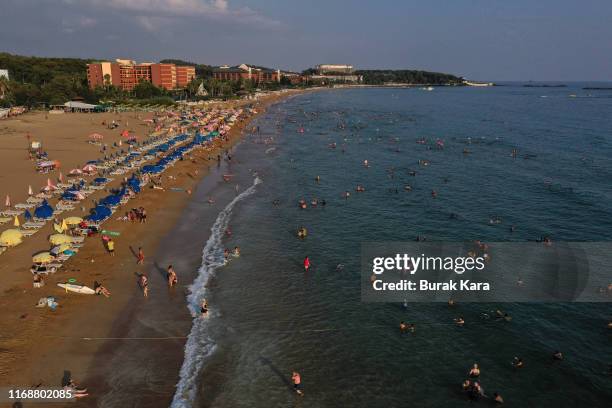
0;90;306;407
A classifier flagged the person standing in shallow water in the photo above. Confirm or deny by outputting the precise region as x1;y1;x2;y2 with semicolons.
167;265;177;287
292;371;303;396
303;256;310;271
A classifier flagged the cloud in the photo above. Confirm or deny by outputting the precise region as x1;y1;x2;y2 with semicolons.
61;15;97;33
80;0;282;28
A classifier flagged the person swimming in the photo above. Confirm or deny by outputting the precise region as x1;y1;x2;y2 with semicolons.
454;316;465;326
552;351;564;360
493;392;504;404
200;299;209;316
233;246;240;257
512;357;524;368
469;363;480;378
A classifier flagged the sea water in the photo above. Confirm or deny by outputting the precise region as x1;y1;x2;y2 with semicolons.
175;85;612;407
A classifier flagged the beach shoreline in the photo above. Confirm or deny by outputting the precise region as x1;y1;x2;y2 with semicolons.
0;89;306;407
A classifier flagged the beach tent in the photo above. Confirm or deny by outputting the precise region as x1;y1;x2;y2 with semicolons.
49;234;72;245
64;216;83;226
32;251;54;264
0;229;23;247
64;101;98;111
34;202;53;219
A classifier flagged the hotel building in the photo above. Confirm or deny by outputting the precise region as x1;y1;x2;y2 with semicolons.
87;59;195;91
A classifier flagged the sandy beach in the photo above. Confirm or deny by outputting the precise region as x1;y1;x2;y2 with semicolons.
0;90;304;407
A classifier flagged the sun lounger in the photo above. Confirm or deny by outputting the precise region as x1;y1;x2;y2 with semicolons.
22;221;45;229
0;247;6;256
56;203;75;211
0;209;22;216
15;203;36;209
26;197;44;204
0;217;11;225
19;229;38;237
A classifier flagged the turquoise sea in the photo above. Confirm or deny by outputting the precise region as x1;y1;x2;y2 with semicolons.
174;85;612;407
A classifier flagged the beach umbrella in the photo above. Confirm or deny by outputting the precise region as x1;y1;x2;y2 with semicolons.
0;229;23;247
53;222;64;234
13;215;19;227
69;168;83;176
64;216;83;225
28;185;33;196
82;164;97;173
89;133;104;140
32;251;54;264
49;233;72;245
34;203;53;219
121;129;130;138
5;194;10;207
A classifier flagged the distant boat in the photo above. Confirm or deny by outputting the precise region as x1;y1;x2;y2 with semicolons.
421;86;434;91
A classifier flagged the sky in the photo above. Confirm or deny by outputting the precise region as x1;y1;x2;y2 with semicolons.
1;0;611;81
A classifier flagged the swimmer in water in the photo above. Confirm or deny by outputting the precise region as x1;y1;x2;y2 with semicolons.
493;392;504;404
431;190;437;198
469;364;480;378
552;351;563;360
303;256;310;271
512;357;524;368
233;246;240;257
200;299;209;316
454;316;465;326
315;175;320;183
363;159;369;167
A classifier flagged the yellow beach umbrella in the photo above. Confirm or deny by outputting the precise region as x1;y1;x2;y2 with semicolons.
13;215;20;227
32;251;54;264
64;216;83;226
53;222;64;233
0;229;23;247
49;233;72;245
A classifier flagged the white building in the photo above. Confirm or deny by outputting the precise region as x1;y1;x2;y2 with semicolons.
316;64;354;74
0;69;9;80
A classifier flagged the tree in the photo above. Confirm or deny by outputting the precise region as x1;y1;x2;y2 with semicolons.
132;80;164;99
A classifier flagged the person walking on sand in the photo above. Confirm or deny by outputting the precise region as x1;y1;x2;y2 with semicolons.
137;247;145;265
292;371;303;396
139;274;149;297
167;265;177;287
303;256;310;271
107;238;115;256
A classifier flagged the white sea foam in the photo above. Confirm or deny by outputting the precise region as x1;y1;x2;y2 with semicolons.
170;176;262;408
